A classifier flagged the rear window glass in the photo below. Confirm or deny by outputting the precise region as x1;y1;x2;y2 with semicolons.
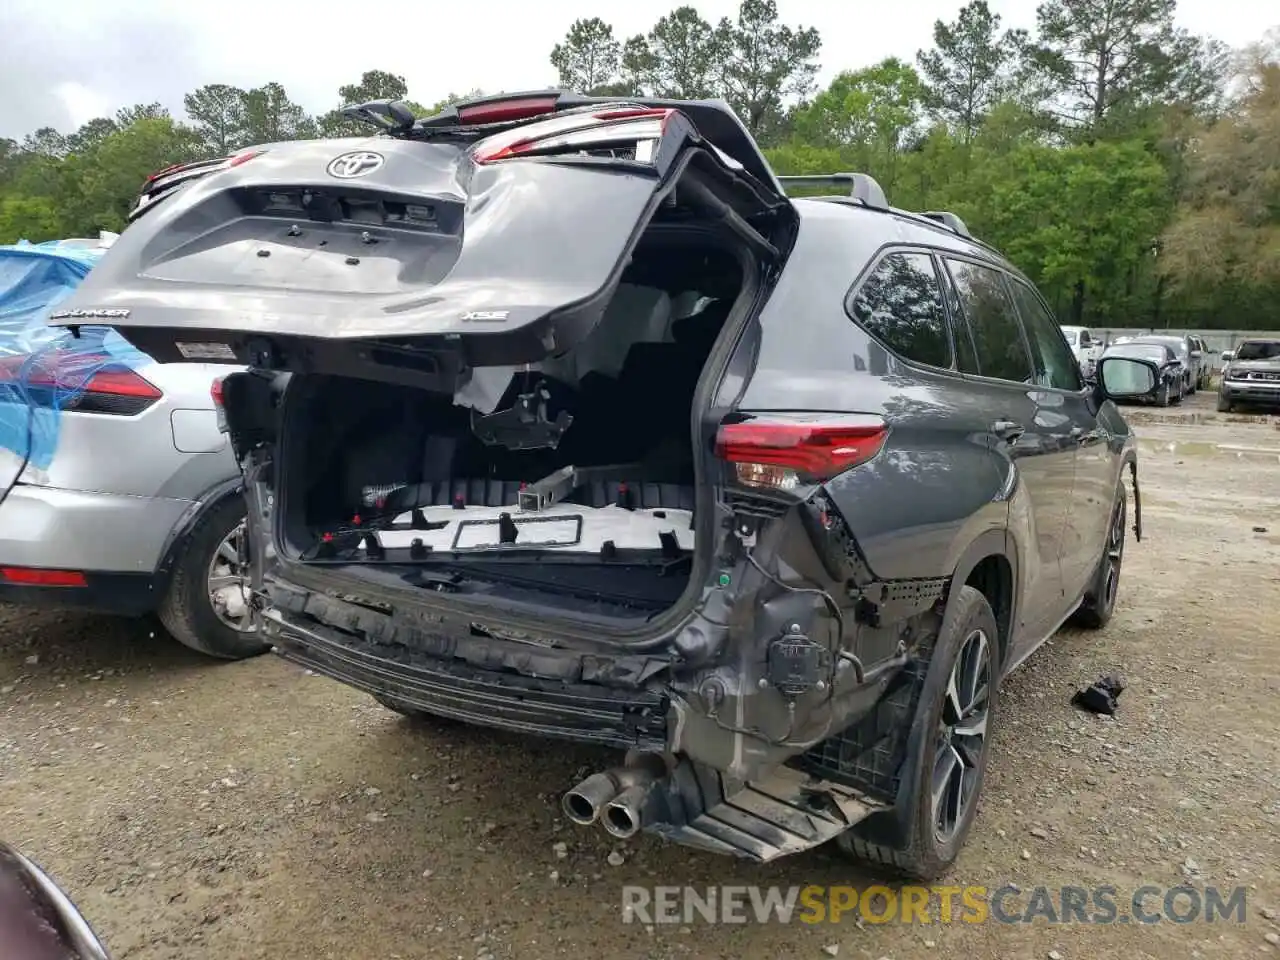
944;259;1032;383
848;251;952;369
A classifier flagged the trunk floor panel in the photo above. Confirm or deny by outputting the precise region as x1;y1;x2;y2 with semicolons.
372;503;694;554
364;479;697;512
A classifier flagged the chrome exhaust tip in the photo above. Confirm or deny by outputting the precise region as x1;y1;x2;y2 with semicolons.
562;771;624;826
602;783;652;839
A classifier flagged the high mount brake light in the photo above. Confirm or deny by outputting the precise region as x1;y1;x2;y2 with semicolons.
0;352;162;415
715;417;889;490
472;108;674;165
458;96;559;125
228;149;264;168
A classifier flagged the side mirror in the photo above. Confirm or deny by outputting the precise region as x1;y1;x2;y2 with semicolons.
1221;350;1234;362
1097;356;1158;400
0;843;109;959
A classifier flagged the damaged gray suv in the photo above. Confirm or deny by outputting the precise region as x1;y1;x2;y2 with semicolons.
55;91;1153;879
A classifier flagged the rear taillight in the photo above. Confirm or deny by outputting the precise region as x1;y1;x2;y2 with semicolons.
211;376;228;432
473;108;674;165
1;566;87;587
715;415;889;491
0;352;162;416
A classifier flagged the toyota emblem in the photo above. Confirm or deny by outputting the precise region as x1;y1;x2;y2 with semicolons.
326;151;385;179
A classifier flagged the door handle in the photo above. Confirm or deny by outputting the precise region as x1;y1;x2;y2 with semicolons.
992;420;1025;442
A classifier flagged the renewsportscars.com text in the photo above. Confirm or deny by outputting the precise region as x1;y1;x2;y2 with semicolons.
621;884;1248;926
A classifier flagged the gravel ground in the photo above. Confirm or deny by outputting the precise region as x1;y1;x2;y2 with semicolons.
2;391;1279;959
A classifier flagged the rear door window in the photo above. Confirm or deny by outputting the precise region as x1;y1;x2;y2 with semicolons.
847;250;952;369
1008;279;1082;391
944;258;1033;383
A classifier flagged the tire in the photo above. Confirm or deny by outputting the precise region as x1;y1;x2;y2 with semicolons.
836;586;1000;881
1155;382;1170;407
1071;485;1127;630
157;496;270;660
1217;393;1232;413
1172;382;1184;405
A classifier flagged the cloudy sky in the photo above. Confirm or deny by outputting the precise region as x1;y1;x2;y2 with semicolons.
2;0;1276;140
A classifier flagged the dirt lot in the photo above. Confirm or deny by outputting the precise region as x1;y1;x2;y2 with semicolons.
2;390;1279;960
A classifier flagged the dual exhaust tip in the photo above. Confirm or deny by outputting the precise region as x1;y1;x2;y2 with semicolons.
562;761;665;840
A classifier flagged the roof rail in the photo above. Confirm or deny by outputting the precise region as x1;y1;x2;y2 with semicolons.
776;173;889;210
920;210;972;238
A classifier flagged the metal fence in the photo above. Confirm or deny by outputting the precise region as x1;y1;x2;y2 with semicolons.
1087;329;1280;373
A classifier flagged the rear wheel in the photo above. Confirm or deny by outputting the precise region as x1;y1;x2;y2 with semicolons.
1155;381;1171;407
1071;486;1126;629
837;586;999;880
157;497;269;660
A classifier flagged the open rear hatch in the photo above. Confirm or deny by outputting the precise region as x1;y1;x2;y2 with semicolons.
50;94;793;394
79;93;797;627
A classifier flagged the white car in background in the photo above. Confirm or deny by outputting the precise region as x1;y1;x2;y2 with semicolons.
0;237;263;660
1059;325;1103;378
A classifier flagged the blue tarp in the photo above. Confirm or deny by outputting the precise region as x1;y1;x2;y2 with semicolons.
0;239;151;472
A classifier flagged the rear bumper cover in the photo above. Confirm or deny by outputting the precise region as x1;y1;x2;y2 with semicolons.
0;570;160;616
0;483;192;573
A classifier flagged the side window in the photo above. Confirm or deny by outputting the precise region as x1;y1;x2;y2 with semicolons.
848;251;952;369
944;258;1033;383
939;264;981;375
1009;280;1083;391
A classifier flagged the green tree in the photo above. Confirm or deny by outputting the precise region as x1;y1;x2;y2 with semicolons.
791;59;925;191
1029;0;1220;136
982;139;1169;322
0;196;62;244
242;82;314;144
65;118;120;155
550;17;621;92
1160;56;1280;305
20;128;68;159
617;36;658;96
61;118;202;234
183;84;248;155
115;103;169;127
916;1;1027;144
640;7;723;99
716;0;822;140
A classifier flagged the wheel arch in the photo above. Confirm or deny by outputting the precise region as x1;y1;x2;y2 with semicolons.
152;475;246;592
941;529;1019;671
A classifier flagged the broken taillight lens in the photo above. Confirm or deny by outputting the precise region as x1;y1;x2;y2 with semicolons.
715;415;889;490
